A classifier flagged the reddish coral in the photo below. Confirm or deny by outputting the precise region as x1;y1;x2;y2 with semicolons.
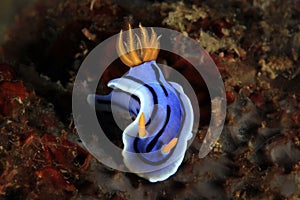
0;63;15;81
250;92;264;107
36;167;76;191
0;64;33;116
41;133;91;170
0;81;29;100
0;81;31;116
226;91;235;105
19;132;92;195
210;54;227;74
0;162;18;195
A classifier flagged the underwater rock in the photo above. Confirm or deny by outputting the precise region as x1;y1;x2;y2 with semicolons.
1;0;300;199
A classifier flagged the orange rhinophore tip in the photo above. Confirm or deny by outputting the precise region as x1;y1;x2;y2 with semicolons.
116;24;160;67
162;138;178;154
138;112;146;138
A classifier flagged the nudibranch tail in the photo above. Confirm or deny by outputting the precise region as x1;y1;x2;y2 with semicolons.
116;24;160;67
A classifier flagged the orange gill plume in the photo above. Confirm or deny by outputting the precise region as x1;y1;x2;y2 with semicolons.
117;24;160;67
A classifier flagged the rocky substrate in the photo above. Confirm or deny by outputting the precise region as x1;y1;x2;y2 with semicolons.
0;0;299;199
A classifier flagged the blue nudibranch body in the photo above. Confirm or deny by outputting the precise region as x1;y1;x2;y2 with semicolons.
89;25;194;182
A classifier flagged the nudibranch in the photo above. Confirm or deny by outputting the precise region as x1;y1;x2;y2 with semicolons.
88;25;194;182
